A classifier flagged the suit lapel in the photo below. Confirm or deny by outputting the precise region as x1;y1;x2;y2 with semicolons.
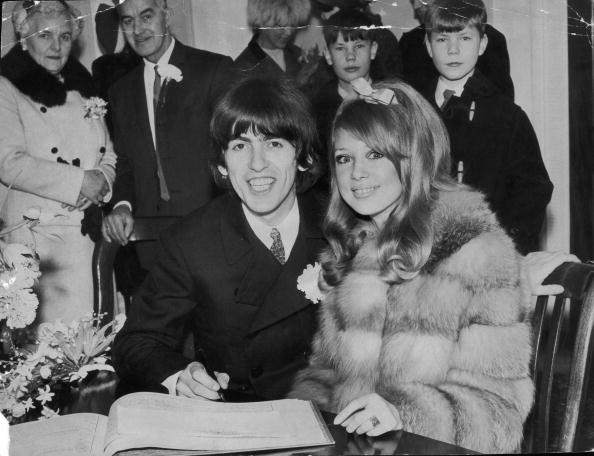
248;192;326;334
220;195;282;308
129;65;156;157
156;41;187;158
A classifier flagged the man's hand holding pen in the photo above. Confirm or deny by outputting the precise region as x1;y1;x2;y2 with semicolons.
175;360;229;401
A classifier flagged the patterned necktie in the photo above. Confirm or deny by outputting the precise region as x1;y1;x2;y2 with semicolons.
152;65;170;201
440;89;456;110
270;228;286;265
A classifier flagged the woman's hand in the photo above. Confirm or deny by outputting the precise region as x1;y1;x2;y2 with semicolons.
334;393;403;436
524;251;580;296
61;194;93;211
80;169;109;205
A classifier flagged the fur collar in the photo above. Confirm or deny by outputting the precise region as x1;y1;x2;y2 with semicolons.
1;45;97;107
424;189;499;273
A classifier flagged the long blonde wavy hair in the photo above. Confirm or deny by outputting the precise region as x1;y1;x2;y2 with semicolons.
322;80;457;286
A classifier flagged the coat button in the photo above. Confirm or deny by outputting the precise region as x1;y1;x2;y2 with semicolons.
99;146;106;154
250;366;263;378
40;106;47;113
51;147;58;154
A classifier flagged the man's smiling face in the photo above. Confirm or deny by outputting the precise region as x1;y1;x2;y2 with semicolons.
218;129;298;226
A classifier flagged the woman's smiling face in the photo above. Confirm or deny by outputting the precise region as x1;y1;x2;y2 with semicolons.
333;128;402;228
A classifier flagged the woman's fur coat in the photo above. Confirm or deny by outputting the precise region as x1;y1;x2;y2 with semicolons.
290;189;534;454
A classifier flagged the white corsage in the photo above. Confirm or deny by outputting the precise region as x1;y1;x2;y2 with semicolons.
83;97;108;119
297;262;324;304
157;64;183;83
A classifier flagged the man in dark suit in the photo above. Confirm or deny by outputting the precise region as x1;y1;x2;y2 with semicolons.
101;0;234;269
400;0;514;100
113;77;327;401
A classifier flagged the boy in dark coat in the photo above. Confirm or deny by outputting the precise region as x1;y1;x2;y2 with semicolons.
423;0;552;254
312;9;379;152
401;0;514;100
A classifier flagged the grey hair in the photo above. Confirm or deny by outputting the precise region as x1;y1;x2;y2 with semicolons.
12;0;84;40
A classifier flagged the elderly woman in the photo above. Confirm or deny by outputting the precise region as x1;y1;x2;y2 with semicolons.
289;80;534;453
0;0;116;323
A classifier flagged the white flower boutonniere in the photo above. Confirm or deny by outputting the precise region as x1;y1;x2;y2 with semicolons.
297;262;324;304
157;64;183;83
83;97;108;119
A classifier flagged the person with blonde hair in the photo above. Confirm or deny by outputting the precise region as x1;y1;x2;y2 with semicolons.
0;0;116;323
234;0;318;91
289;80;534;453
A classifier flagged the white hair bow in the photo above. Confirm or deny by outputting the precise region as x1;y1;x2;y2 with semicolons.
351;77;396;105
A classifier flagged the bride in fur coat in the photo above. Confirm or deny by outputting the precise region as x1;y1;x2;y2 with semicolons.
289;80;534;454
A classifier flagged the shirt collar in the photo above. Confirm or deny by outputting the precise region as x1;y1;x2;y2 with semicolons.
436;70;474;98
241;195;300;252
143;38;176;70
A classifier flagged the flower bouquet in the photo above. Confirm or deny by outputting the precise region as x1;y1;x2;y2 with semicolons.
0;313;125;423
0;203;125;424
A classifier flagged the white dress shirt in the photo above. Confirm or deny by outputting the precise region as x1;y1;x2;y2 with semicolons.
161;197;301;395
434;71;473;107
241;197;300;258
143;38;176;148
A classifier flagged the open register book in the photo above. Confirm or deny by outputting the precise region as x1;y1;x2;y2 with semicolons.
10;392;334;456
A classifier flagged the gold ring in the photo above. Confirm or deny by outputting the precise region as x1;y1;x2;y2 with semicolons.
370;416;380;428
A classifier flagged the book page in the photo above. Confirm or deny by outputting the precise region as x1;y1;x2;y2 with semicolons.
10;413;107;456
103;392;333;456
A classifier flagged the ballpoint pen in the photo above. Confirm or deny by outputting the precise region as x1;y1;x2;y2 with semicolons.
196;348;227;402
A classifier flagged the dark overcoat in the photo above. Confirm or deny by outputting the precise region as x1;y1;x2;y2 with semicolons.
422;71;553;253
113;192;327;400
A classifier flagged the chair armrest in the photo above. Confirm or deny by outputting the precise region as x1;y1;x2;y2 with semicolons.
542;262;594;299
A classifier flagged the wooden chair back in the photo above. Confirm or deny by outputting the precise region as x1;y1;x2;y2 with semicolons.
92;216;179;322
524;261;594;452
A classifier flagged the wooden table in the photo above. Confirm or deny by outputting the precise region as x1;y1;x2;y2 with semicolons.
68;372;478;455
303;413;478;455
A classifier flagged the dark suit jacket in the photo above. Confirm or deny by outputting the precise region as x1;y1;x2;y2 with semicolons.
113;191;328;400
108;41;234;217
422;72;552;254
400;24;514;100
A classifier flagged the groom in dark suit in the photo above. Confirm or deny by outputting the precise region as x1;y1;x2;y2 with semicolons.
102;0;234;269
113;77;327;401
